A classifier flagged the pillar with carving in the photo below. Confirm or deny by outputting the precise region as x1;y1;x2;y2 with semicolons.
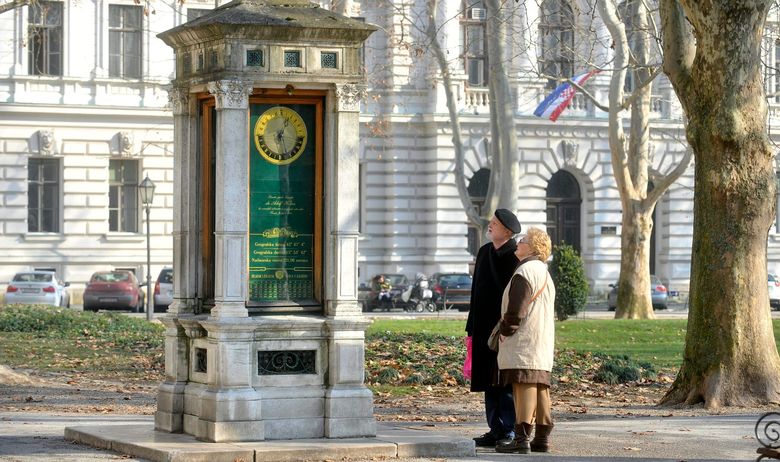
207;79;253;319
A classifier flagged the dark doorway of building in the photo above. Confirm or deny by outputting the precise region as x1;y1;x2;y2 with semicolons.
546;170;581;252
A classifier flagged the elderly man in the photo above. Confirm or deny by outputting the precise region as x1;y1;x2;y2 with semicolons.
465;208;522;447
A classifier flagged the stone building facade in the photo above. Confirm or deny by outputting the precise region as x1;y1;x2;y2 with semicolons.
2;0;780;298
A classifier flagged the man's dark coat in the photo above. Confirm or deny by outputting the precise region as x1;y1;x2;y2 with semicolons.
465;239;519;392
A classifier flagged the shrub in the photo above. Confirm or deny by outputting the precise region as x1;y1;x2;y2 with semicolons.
594;355;656;384
0;305;164;349
549;244;589;321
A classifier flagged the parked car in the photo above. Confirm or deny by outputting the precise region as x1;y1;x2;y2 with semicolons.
608;275;668;311
361;273;409;311
154;267;173;312
769;274;780;310
5;271;70;308
431;272;472;311
83;270;144;313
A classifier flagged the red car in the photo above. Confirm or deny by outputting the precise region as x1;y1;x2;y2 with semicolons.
83;270;145;313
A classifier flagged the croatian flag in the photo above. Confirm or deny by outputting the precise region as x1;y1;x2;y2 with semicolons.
533;70;599;122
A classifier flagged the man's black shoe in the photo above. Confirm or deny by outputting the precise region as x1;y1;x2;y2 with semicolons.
473;433;497;447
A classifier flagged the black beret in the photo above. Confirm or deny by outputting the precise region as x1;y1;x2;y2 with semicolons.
495;209;521;234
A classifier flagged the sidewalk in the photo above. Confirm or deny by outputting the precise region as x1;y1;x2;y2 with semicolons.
0;411;765;461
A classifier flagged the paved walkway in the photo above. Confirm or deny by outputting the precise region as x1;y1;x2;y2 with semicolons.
0;411;767;461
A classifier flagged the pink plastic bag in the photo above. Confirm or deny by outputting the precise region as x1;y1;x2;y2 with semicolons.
463;336;473;379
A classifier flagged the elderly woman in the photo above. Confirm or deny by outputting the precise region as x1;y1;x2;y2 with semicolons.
494;227;556;454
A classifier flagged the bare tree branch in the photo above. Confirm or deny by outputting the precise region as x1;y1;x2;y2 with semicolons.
0;0;30;14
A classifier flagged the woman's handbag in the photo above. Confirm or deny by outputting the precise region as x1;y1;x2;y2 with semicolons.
487;324;501;352
487;276;549;352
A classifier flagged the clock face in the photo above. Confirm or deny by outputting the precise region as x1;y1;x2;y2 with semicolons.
253;106;308;165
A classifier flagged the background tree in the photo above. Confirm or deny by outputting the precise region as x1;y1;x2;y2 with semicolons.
396;0;690;315
426;0;521;238
595;0;691;319
659;0;780;407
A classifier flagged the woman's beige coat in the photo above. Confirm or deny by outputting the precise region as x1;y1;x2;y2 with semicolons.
497;259;556;372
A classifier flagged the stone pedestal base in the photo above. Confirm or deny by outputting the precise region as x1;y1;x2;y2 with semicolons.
156;315;376;442
155;381;186;432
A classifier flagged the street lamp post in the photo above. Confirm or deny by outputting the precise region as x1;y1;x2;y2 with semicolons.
139;175;156;321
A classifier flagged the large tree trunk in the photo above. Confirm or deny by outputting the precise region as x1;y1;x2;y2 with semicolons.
615;208;654;318
660;0;780;407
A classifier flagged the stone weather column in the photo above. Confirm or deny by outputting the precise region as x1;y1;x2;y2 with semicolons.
207;79;253;319
323;82;376;438
155;85;193;433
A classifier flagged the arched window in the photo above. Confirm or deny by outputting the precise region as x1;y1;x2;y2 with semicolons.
539;0;574;89
461;1;488;87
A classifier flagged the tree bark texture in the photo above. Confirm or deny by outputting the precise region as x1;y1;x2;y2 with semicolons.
661;0;780;407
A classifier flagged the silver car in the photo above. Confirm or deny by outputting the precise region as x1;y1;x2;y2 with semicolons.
5;271;70;307
608;275;668;311
154;267;173;312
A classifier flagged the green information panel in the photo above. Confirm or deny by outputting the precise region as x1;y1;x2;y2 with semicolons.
249;103;316;304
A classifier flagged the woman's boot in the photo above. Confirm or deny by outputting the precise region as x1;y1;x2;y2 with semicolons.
495;422;532;454
530;423;553;452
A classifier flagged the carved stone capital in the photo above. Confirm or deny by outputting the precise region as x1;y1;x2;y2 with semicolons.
335;83;366;112
37;130;55;156
560;140;579;167
207;79;253;110
167;86;190;116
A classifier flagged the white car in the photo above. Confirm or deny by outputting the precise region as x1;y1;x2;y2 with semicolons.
769;274;780;310
5;271;70;308
153;267;173;312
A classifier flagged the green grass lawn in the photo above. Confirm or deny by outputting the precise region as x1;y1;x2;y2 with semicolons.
4;307;780;388
369;317;780;370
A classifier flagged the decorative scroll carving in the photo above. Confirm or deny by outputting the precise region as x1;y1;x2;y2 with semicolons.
119;131;134;156
560;140;579;167
207;79;253;110
37;130;55;156
167;86;190;116
258;350;316;375
335;83;366;112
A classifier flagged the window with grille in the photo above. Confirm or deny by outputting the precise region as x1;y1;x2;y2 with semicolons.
28;1;62;76
284;50;301;68
461;1;487;87
28;158;60;233
108;159;139;232
321;52;337;69
539;0;575;89
109;5;142;79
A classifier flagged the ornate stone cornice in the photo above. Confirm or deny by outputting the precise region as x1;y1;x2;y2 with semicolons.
167;86;190;116
207;79;253;110
335;83;366;112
